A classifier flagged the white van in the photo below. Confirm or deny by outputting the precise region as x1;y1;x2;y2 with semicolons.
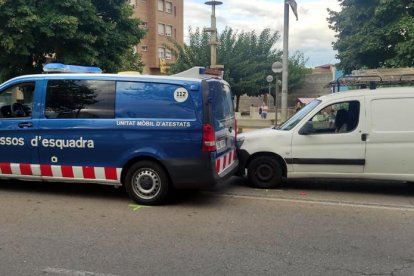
237;87;414;188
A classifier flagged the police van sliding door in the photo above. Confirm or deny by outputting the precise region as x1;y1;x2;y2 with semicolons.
0;81;38;175
37;79;119;181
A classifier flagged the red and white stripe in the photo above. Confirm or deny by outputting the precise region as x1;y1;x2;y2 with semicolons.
215;149;237;175
0;163;121;182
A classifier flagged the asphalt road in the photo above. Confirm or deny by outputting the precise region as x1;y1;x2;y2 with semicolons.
1;177;414;276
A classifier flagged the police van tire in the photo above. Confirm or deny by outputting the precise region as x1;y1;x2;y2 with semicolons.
247;156;282;189
125;161;169;205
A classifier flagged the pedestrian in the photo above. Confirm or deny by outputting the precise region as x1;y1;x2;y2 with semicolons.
260;102;268;119
295;101;302;113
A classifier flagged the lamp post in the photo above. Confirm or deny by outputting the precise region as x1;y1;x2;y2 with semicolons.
272;61;283;127
204;1;224;69
266;75;273;114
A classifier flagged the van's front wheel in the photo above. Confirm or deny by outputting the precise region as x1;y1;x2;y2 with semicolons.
125;161;169;205
247;156;282;189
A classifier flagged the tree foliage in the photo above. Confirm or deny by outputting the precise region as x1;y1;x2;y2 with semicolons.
328;0;414;73
166;27;308;111
0;0;146;81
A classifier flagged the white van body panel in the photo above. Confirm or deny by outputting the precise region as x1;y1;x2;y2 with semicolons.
240;128;292;160
364;92;414;177
239;87;414;183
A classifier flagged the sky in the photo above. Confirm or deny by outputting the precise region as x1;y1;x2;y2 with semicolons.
184;0;341;67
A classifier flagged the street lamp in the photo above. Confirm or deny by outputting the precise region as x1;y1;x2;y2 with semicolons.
266;75;273;111
272;61;283;127
204;1;224;69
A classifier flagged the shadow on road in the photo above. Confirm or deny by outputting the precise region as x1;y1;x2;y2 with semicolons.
228;176;414;198
0;179;128;200
2;176;414;205
0;179;224;206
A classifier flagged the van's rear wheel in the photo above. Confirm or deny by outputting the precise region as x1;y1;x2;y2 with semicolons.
247;156;282;189
125;161;169;205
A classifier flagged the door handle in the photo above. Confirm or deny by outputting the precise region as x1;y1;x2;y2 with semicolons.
18;122;33;128
361;133;368;141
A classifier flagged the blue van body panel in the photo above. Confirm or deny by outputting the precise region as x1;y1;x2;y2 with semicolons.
0;73;238;189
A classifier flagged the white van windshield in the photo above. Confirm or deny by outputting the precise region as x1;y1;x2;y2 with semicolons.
277;99;321;130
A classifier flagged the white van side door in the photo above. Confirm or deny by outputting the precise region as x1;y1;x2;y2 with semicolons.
364;94;414;176
291;97;366;174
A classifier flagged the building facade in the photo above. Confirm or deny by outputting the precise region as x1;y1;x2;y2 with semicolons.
130;0;184;75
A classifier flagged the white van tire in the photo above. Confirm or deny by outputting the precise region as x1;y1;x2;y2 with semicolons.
125;161;169;205
247;156;282;189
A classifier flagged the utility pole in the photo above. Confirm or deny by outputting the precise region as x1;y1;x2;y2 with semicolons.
204;1;224;69
281;0;298;121
281;1;289;121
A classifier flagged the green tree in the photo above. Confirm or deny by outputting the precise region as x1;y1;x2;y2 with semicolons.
167;27;308;111
118;48;145;73
167;27;210;73
328;0;414;73
0;0;146;81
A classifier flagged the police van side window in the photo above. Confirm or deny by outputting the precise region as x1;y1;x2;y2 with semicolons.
45;80;115;119
116;81;196;119
0;82;35;119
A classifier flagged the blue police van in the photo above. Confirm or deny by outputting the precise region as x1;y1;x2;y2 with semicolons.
0;64;238;205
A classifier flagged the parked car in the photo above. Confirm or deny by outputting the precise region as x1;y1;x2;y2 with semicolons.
237;87;414;188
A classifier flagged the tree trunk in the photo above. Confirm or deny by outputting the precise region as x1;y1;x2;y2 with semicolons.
235;95;240;112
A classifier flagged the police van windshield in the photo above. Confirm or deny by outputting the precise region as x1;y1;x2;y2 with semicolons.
277;99;321;131
211;82;234;130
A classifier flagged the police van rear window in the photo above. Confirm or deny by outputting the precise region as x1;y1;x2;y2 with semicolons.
45;80;115;119
209;81;234;128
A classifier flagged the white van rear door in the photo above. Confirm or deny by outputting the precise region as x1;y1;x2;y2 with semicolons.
291;98;366;174
364;95;414;176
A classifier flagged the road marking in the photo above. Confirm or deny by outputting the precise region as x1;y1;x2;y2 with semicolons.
43;267;120;276
215;193;414;212
128;204;149;211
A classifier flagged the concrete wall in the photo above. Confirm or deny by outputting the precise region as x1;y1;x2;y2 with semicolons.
236;71;333;113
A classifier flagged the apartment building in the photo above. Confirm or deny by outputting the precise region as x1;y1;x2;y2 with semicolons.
130;0;184;75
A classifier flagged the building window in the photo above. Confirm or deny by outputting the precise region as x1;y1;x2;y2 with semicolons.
165;49;172;60
158;47;165;59
174;6;176;17
157;0;164;11
165;25;172;37
132;46;137;54
141;45;148;52
158;23;165;35
139;21;148;28
165;1;172;13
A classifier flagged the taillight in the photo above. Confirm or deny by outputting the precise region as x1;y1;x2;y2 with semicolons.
202;123;216;152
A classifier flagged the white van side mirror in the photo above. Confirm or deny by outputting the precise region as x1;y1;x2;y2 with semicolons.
299;121;314;135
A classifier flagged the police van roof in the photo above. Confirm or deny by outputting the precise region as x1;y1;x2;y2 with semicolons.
42;63;222;81
0;64;227;89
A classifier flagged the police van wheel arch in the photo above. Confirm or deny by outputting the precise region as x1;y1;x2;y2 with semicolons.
247;156;282;189
125;160;170;205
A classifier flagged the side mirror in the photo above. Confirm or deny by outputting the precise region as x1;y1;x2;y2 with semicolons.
299;121;314;135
